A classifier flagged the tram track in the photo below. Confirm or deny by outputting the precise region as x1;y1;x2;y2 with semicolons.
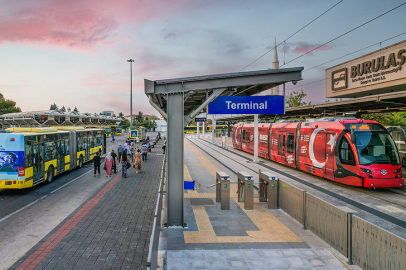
187;136;406;230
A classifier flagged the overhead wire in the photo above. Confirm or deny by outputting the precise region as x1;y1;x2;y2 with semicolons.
238;0;344;72
279;2;406;68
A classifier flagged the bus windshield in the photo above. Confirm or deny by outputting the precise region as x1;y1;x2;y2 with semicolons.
355;132;400;165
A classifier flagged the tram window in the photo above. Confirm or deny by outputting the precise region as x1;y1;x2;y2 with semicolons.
45;141;56;162
339;138;355;166
282;135;285;151
278;135;282;150
243;130;246;142
287;133;294;153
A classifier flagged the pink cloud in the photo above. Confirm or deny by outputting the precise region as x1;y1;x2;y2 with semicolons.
290;42;334;56
0;0;207;51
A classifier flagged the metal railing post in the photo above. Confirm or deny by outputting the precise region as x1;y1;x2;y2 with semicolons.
347;212;354;265
303;191;307;230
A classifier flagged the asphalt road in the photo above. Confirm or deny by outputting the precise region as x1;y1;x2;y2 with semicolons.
0;134;133;270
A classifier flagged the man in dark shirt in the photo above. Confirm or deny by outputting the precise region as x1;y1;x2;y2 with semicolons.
93;152;101;176
111;149;117;174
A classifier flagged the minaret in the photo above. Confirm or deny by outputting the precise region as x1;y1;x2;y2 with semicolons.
272;39;280;95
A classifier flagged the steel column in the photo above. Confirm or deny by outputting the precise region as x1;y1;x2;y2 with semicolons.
197;122;200;138
212;114;216;144
167;93;184;226
253;114;258;163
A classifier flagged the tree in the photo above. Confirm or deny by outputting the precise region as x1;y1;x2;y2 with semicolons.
60;106;66;112
285;89;311;108
135;111;144;124
151;119;158;131
119;118;130;128
67;107;71;112
0;93;22;115
363;112;406;126
118;112;125;120
49;103;58;110
73;106;79;113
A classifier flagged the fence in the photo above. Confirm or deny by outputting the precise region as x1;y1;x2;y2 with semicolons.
277;180;406;270
146;155;166;270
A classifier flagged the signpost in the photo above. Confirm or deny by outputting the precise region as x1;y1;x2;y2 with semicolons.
195;117;207;122
208;95;285;162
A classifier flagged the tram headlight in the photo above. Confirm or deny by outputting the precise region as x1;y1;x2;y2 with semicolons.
395;168;401;174
360;168;372;174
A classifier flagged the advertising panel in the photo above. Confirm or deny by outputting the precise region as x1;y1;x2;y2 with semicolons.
326;40;406;98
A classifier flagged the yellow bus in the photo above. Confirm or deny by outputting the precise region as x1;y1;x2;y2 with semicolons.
116;126;123;135
0;127;106;189
111;125;117;135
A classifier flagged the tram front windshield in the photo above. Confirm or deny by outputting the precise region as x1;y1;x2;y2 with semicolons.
355;132;400;165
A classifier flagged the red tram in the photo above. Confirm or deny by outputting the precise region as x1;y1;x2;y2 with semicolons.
232;119;403;188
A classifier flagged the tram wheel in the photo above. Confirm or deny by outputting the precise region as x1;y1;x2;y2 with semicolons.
45;167;54;184
78;156;83;168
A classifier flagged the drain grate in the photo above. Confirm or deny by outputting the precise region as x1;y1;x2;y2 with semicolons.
190;198;214;206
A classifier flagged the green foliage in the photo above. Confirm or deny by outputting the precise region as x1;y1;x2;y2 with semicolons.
73;106;79;113
285;89;311;108
67;107;71;112
49;103;58;110
119;118;130;128
362;112;406;126
118;112;125;119
0;93;21;115
135;111;143;123
60;106;66;112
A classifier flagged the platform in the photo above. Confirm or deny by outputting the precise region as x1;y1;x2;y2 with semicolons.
9;139;165;270
158;138;354;270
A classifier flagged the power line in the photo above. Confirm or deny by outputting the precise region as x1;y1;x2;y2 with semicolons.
304;32;406;72
285;31;406;92
238;0;344;72
280;2;406;67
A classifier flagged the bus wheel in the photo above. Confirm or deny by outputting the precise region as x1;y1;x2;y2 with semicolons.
46;167;54;183
78;156;83;168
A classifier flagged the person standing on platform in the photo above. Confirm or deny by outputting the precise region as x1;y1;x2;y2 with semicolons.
93;152;101;176
134;149;142;173
104;152;113;177
125;141;131;154
162;137;166;154
141;142;148;162
130;142;135;162
121;151;128;178
117;144;124;164
111;149;117;174
146;140;151;153
136;136;140;148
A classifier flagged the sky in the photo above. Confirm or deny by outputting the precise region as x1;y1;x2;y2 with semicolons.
0;0;405;116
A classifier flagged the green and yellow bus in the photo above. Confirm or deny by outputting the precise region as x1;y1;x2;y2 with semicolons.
0;127;106;189
116;126;123;135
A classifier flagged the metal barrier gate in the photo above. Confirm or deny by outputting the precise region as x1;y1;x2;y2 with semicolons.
237;172;254;210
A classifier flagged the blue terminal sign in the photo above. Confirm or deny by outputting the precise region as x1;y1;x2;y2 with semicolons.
195;117;207;123
208;96;284;115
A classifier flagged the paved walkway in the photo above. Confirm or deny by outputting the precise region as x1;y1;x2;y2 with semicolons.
158;138;356;270
10;142;165;270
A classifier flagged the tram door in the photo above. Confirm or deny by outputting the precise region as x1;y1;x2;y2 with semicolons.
278;132;286;163
325;133;335;180
32;144;45;184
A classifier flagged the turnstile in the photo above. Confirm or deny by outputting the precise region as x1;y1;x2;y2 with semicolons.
237;172;254;210
215;172;230;210
259;171;279;209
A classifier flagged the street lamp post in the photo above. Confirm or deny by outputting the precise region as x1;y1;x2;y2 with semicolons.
127;59;134;128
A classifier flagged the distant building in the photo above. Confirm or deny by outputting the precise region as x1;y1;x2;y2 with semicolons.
101;111;114;117
124;114;158;121
154;120;167;132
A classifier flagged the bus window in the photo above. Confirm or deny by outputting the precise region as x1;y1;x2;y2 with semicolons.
287;133;294;153
65;139;70;155
45;141;56;162
96;132;102;146
24;138;33;168
77;133;84;151
340;138;355;166
90;131;96;148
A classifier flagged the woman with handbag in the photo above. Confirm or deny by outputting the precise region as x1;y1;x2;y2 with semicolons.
104;152;113;177
121;151;128;178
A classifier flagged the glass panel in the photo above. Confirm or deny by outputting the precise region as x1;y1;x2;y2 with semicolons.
287;133;294;153
340;138;355;166
356;132;400;165
44;141;56;162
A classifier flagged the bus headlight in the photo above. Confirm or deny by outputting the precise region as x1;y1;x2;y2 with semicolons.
395;168;401;174
361;168;372;174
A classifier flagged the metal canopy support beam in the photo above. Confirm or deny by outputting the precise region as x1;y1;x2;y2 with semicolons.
167;93;184;227
184;88;225;127
212;114;216;144
253;114;258;163
197;122;200;138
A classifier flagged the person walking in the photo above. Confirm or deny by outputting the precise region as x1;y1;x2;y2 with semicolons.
111;132;115;143
146;140;151;153
104;152;113;177
134;149;142;173
162;137;166;154
111;149;117;174
93;152;101;176
136;136;140;148
125;141;131;154
117;144;124;164
141;142;148;162
121;151;128;178
130;142;135;162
